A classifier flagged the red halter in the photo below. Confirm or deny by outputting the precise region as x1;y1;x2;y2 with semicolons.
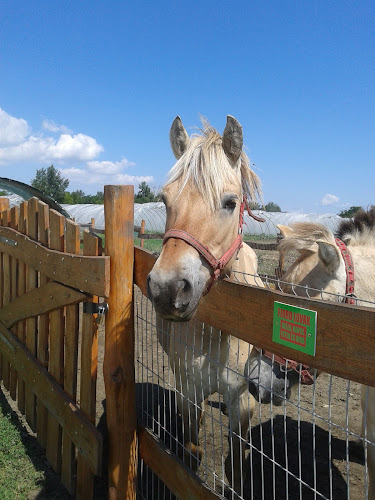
163;196;264;293
255;348;315;385
335;238;356;304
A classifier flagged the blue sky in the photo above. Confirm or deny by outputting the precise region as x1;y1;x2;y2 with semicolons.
0;1;374;213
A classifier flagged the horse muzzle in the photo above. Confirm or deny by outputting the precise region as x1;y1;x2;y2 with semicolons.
147;269;205;321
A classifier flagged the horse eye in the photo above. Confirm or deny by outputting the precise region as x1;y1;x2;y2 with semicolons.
222;199;237;211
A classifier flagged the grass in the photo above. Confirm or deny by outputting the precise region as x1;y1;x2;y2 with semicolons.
0;388;69;500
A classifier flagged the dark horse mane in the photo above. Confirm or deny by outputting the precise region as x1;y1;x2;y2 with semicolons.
337;207;375;241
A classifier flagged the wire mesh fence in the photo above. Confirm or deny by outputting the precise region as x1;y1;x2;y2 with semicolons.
134;272;375;499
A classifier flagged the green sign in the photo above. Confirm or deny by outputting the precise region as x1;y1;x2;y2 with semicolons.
273;302;317;356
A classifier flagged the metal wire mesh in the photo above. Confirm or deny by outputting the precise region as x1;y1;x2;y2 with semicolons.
135;274;375;499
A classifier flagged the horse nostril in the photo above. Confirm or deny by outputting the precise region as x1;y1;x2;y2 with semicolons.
181;278;191;293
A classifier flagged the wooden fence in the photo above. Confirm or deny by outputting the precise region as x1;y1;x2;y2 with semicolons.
1;187;375;499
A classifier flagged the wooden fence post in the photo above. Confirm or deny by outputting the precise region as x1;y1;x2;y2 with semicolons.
104;185;137;500
0;198;9;212
140;219;145;249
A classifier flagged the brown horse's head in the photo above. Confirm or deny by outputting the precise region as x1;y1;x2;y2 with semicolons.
147;115;261;321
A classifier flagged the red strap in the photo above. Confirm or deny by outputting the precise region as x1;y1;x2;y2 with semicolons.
258;348;315;385
335;238;355;304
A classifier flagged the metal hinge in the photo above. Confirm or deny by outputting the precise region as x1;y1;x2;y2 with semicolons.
83;301;109;324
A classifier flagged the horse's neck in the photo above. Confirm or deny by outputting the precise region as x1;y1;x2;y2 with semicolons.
350;245;375;306
228;244;263;286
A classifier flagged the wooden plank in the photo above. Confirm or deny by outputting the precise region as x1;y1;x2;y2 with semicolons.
25;199;38;431
0;319;102;474
0;198;10;211
9;206;19;400
138;425;220;500
0;225;109;297
104;185;137;500
2;209;11;390
134;247;375;387
0;281;87;329
76;231;100;500
17;201;28;414
46;210;65;473
245;241;278;251
61;218;80;495
36;201;49;448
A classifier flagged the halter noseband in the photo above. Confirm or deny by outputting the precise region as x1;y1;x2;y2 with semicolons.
163;197;264;294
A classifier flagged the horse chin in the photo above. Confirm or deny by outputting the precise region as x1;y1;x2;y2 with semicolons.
152;298;200;322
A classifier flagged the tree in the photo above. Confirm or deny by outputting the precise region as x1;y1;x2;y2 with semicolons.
64;190;104;204
338;206;363;218
31;165;69;203
134;181;155;203
265;201;281;212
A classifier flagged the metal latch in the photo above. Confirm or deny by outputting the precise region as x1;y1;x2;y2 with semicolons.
83;301;109;325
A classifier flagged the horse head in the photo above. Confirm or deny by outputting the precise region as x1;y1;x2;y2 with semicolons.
147;115;261;321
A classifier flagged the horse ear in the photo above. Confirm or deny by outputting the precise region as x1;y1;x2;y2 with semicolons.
316;240;342;273
277;225;294;238
170;116;190;159
222;115;243;164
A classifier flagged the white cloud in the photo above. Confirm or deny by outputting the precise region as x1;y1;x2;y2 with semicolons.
321;194;339;206
0;108;30;146
87;158;135;175
42;119;72;134
0;108;149;191
59;166;153;188
0;133;103;164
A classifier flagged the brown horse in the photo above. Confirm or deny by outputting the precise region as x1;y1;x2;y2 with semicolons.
148;116;263;496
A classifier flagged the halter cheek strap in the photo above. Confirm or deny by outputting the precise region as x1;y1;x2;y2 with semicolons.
335;238;356;304
163;196;265;294
163;229;243;292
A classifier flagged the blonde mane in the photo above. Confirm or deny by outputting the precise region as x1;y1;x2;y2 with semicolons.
279;222;334;254
166;119;262;212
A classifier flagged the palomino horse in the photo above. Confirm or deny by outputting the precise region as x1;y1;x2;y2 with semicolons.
247;210;375;498
147;115;263;495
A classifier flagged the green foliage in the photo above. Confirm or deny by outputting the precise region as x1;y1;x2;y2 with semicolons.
248;201;282;212
0;191;7;196
338;206;363;218
264;201;281;212
64;190;104;204
134;181;157;203
31;165;69;203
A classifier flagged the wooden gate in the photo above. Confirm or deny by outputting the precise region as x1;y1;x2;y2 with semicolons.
0;195;109;498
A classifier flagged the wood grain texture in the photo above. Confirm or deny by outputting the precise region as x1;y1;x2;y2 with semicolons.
138;425;220;500
134;247;375;387
104;185;137;500
0;225;109;297
25;199;38;431
9;207;18;399
2;209;11;390
0;319;102;474
46;210;65;473
36;201;49;449
61;218;81;495
0;282;87;329
17;201;28;414
76;230;100;500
